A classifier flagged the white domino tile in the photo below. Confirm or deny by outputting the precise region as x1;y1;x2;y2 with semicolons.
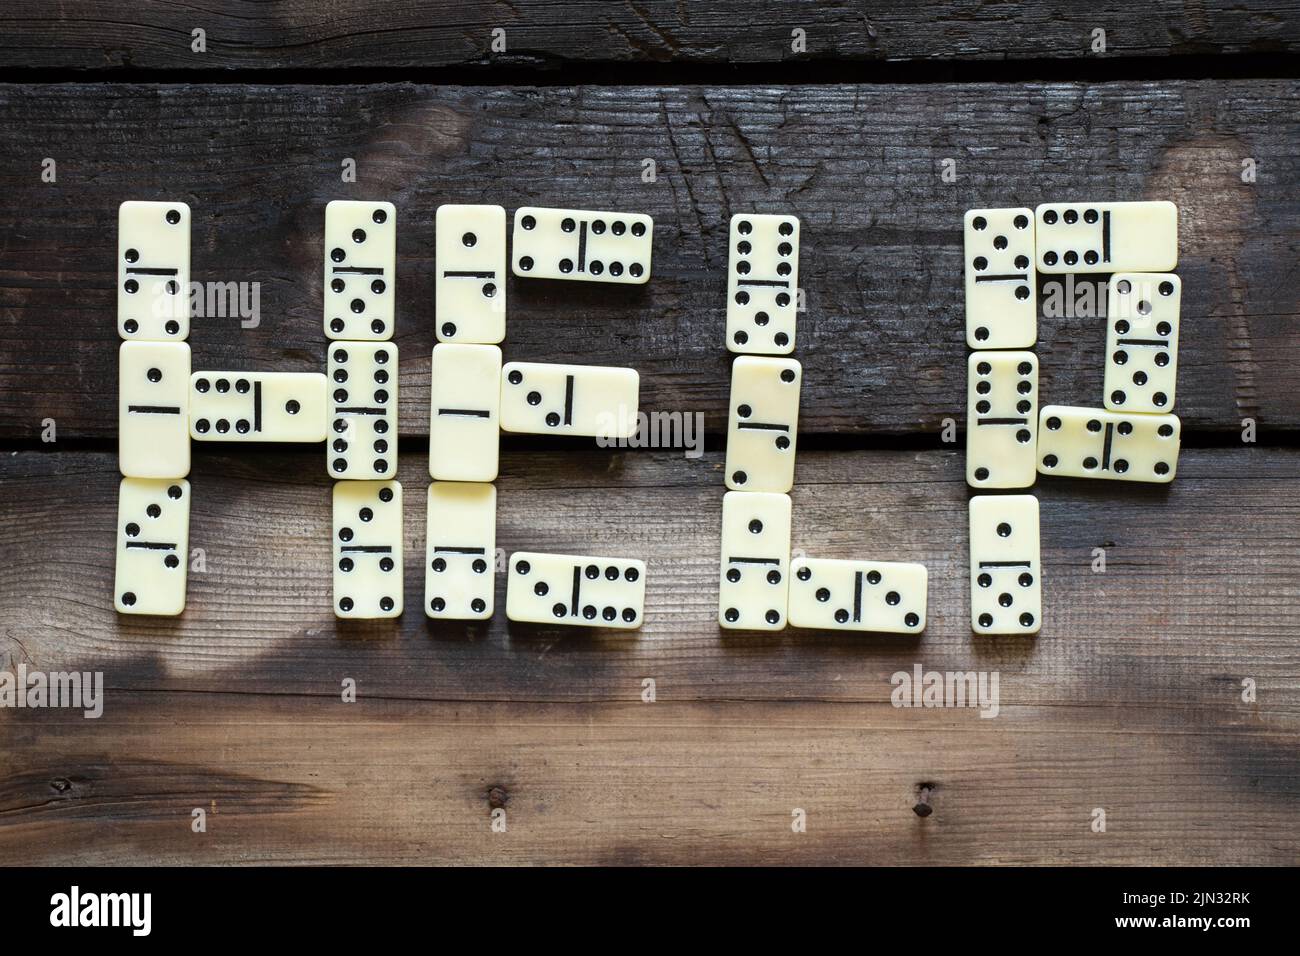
969;494;1041;636
118;200;191;341
324;200;396;340
1104;273;1180;413
190;371;327;443
511;207;652;284
435;204;506;344
724;356;801;493
425;481;496;621
328;342;397;479
1035;201;1178;274
964;207;1036;349
332;480;403;619
114;477;190;616
966;351;1038;489
119;341;191;479
429;344;501;482
506;552;646;629
1037;405;1181;483
726;213;800;354
788;557;927;633
499;361;638;438
718;491;792;631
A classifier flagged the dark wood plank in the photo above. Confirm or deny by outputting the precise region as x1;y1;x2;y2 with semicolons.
0;447;1296;864
0;80;1297;440
2;1;1297;71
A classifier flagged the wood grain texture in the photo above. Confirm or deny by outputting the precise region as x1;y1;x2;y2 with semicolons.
2;0;1297;71
0;80;1297;440
0;447;1296;864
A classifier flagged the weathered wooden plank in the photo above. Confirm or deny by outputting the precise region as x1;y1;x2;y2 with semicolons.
1;0;1297;71
1;697;1295;865
0;446;1297;865
0;81;1296;440
1;448;1297;706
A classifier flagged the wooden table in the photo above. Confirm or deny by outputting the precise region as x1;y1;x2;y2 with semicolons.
0;1;1297;866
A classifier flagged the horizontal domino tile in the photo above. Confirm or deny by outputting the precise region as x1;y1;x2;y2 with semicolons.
114;477;190;616
429;344;501;481
190;371;328;443
511;207;653;284
435;204;506;344
425;481;496;621
1037;404;1181;483
963;207;1036;349
324;200;397;341
327;342;398;479
119;341;191;479
726;213;800;355
117;200;191;341
969;494;1041;636
966;350;1038;489
505;552;647;629
1104;273;1181;414
1035;200;1178;274
332;480;404;619
499;361;639;438
724;355;801;493
788;557;927;633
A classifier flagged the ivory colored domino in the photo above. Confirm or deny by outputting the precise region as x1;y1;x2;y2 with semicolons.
332;480;403;619
966;351;1038;489
1104;273;1180;413
118;200;190;341
789;557;927;633
1035;201;1177;274
114;477;190;616
505;552;646;629
724;356;801;493
499;361;639;438
969;494;1041;635
1037;405;1180;483
429;344;501;481
726;213;800;354
425;482;496;621
435;204;506;344
511;207;652;284
964;207;1036;348
190;372;327;442
119;341;191;479
718;491;791;631
328;342;397;479
324;200;396;340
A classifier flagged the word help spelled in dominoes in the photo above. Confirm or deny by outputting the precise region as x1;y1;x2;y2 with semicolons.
725;356;801;493
1105;273;1180;413
332;480;403;619
114;478;190;616
967;351;1038;489
324;200;396;340
190;372;327;443
511;207;652;283
718;491;792;631
788;558;927;633
506;552;646;629
435;204;506;344
499;361;639;438
118;200;190;341
328;342;397;478
1035;201;1177;274
425;482;496;620
429;344;501;482
726;213;800;354
1037;405;1180;483
969;494;1041;635
964;207;1035;349
119;341;191;479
